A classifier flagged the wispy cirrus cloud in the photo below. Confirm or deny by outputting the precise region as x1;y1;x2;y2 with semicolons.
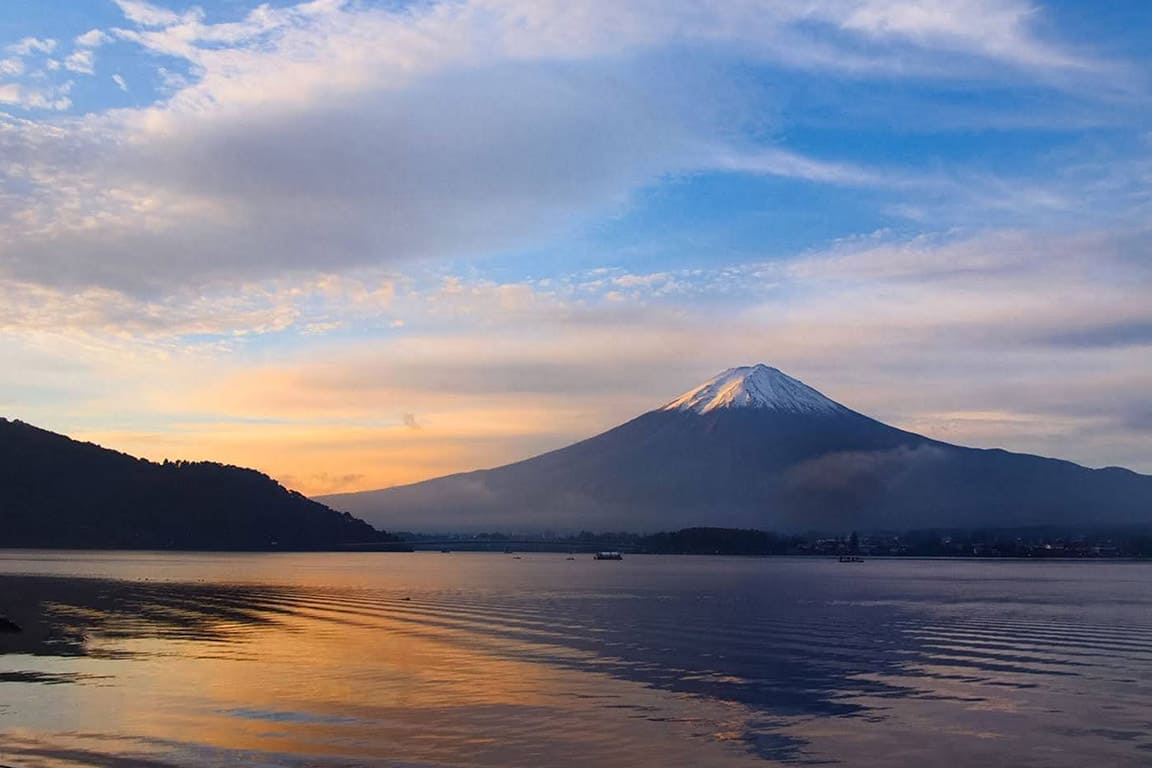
112;0;191;29
6;37;56;56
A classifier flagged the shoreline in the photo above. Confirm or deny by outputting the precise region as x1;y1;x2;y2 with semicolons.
0;547;1147;562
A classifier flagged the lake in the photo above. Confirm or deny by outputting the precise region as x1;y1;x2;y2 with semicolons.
1;552;1150;766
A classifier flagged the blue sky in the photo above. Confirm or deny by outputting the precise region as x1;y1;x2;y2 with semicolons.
0;0;1149;494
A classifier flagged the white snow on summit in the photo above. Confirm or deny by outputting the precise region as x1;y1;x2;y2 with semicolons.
661;365;847;415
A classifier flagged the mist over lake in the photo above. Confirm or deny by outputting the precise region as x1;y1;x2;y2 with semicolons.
3;552;1151;767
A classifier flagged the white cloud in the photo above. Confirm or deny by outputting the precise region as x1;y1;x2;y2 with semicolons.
75;29;110;48
113;74;129;92
710;148;893;187
0;81;73;110
0;59;730;291
6;37;56;56
64;49;95;75
112;0;194;29
839;0;1087;70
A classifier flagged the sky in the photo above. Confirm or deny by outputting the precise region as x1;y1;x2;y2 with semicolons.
0;0;1150;496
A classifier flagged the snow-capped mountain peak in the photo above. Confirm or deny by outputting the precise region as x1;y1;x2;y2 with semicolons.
661;364;847;415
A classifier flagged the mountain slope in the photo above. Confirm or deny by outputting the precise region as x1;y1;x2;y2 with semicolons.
0;418;397;549
322;365;1152;532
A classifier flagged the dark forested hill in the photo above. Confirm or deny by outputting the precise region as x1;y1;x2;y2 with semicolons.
0;418;401;550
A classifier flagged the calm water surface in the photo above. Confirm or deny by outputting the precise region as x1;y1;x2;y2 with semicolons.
0;552;1150;766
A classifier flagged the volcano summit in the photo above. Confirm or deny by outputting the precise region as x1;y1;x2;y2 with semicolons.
322;365;1152;533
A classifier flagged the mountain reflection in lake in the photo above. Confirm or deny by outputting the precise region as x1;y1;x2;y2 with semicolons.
1;553;1151;767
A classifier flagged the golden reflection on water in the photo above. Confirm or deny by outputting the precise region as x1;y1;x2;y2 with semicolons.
2;561;769;767
3;553;1152;767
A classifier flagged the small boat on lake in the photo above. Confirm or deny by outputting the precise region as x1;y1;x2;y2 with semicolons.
838;555;864;563
594;551;623;561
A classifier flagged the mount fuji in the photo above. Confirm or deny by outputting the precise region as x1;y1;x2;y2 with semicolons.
320;365;1152;533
